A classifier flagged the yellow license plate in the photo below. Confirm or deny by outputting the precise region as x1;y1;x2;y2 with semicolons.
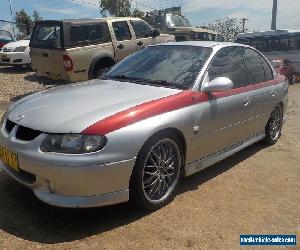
1;55;7;60
0;146;19;172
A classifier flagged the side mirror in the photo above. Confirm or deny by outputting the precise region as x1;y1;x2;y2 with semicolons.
202;77;233;92
152;29;160;37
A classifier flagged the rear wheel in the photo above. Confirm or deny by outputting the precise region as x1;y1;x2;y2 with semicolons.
93;66;108;78
91;58;115;79
264;106;283;145
130;133;183;211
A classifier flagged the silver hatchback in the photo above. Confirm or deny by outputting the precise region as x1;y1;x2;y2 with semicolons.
0;42;288;210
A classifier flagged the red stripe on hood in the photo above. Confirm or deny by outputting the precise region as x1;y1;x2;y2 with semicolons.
82;75;285;135
82;91;206;135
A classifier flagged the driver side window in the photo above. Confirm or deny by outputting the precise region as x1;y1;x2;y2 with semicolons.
208;47;247;88
130;20;153;38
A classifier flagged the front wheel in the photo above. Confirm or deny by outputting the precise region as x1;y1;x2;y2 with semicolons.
130;133;183;211
264;105;283;145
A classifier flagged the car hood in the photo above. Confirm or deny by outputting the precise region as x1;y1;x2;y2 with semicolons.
2;40;29;50
7;79;181;133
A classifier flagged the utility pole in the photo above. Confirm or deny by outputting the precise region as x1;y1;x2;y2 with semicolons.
271;0;277;30
8;0;16;38
241;18;248;33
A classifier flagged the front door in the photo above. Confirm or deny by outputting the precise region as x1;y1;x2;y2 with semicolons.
192;46;256;159
110;21;137;62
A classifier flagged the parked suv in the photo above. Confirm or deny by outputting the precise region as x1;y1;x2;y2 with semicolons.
30;17;175;82
144;7;223;42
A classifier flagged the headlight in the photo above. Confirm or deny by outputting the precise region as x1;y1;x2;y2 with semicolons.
40;134;107;154
14;46;27;52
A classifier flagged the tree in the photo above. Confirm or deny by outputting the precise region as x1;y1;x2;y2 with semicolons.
99;0;132;17
14;9;43;36
132;9;145;18
206;17;249;42
32;10;43;22
14;9;33;35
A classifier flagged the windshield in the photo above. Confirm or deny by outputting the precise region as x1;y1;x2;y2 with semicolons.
166;14;192;27
0;30;13;39
105;45;212;89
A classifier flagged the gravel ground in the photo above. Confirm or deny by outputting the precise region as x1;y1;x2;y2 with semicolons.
0;66;64;101
0;69;299;249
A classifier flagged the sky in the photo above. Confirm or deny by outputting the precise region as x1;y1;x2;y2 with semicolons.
0;0;299;33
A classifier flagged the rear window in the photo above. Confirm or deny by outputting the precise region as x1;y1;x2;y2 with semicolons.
31;24;62;49
69;23;110;46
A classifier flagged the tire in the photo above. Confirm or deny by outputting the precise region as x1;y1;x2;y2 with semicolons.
264;105;283;145
93;66;108;79
12;65;23;69
129;132;183;211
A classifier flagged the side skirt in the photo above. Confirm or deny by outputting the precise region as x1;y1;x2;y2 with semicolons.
184;133;265;177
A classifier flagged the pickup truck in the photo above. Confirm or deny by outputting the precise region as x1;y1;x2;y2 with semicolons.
30;17;175;82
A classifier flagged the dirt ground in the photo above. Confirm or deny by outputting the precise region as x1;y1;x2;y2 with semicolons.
0;70;299;249
0;66;63;101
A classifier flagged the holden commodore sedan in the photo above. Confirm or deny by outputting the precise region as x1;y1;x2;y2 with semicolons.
0;42;288;210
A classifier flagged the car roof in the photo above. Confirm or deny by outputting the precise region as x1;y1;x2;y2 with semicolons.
153;41;250;48
37;17;141;25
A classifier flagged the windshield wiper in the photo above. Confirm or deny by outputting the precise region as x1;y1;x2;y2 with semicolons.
107;74;143;81
141;79;188;90
105;75;188;89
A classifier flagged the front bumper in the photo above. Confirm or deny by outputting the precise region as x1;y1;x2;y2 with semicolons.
0;121;136;208
0;52;30;65
0;159;134;208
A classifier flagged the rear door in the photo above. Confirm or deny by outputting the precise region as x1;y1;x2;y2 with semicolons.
240;47;278;135
129;20;156;50
110;21;136;62
30;23;65;77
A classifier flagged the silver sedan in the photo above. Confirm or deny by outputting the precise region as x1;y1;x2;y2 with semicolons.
0;42;288;210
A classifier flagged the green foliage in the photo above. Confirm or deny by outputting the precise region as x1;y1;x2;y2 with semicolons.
32;10;43;22
14;9;33;34
14;9;43;35
132;9;145;18
99;0;132;17
207;17;249;42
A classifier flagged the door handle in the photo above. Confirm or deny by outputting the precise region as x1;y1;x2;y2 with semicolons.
270;91;276;98
117;44;124;49
42;53;48;57
137;41;143;46
243;98;251;107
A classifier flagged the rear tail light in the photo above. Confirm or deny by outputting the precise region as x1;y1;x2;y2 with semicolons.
63;55;73;71
0;42;5;48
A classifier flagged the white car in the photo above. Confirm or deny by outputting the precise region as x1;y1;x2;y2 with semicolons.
0;35;31;67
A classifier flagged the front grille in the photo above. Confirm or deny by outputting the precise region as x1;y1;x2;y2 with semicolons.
5;119;42;141
15;126;42;141
5;165;36;184
5;119;16;133
2;59;10;63
13;59;22;63
2;48;12;52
